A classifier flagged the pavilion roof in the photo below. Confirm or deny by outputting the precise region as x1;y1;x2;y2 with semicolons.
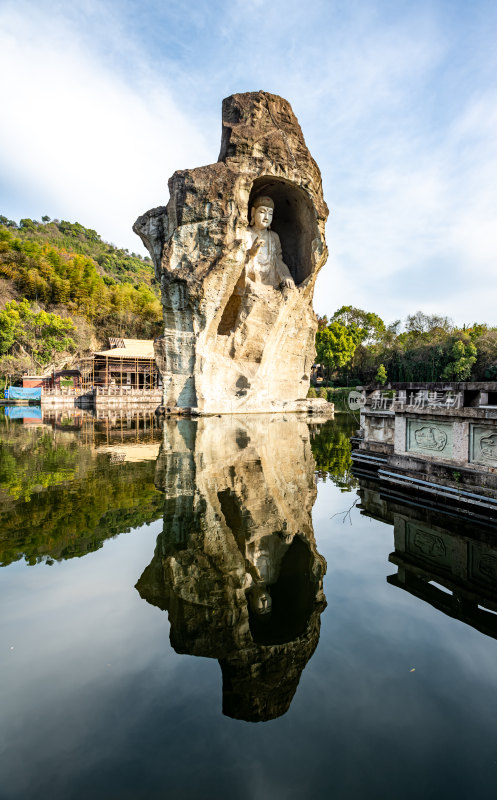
94;339;155;359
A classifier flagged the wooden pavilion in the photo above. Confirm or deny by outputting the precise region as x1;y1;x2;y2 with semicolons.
79;338;160;391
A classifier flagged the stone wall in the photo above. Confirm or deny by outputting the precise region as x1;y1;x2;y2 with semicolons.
354;396;497;506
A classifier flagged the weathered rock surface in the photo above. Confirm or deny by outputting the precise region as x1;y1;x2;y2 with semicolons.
136;415;327;722
134;91;329;414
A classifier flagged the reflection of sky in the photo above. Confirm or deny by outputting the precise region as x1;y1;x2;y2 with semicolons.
2;481;497;798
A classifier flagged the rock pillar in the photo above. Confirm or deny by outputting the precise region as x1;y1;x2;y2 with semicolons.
134;91;329;413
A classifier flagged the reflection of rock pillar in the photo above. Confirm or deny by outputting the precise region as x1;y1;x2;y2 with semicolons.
134;92;329;414
221;603;323;722
137;415;327;721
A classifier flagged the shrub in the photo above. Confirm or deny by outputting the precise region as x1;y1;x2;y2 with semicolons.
325;387;350;411
375;364;388;386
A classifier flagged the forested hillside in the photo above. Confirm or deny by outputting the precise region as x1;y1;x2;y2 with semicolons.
0;215;156;289
0;216;162;379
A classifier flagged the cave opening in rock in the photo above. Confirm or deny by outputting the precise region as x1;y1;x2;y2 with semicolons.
247;535;317;646
248;176;318;285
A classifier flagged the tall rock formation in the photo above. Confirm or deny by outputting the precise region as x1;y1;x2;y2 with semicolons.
136;415;327;722
134;91;329;414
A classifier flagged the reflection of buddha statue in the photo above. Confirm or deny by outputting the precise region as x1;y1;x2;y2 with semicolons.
136;416;326;722
243;195;295;292
245;531;295;615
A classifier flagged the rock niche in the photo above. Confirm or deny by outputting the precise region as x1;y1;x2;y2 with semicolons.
134;91;329;414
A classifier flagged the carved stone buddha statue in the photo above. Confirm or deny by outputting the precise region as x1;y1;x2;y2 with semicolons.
244;195;295;292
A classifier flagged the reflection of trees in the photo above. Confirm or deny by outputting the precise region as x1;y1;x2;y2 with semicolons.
0;420;163;567
310;415;358;491
0;411;361;571
0;427;81;502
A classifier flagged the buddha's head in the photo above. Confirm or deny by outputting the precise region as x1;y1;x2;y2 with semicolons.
248;583;273;615
250;195;274;230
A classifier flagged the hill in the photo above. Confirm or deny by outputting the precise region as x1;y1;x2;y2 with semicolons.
0;215;163;380
0;215;156;290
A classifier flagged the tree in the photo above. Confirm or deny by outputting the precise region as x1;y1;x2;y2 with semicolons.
0;300;76;375
442;339;477;380
473;330;497;378
375;364;388;385
331;305;386;345
19;218;36;230
316;321;357;379
30;308;76;366
313;306;497;384
310;417;358;491
0;302;21;355
405;311;453;335
0;354;34;380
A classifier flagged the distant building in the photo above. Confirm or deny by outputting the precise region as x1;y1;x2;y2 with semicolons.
22;370;81;389
22;375;44;389
79;338;160;390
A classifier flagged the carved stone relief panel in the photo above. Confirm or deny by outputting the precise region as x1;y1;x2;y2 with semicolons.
468;540;497;592
405;522;452;571
406;419;454;458
469;424;497;468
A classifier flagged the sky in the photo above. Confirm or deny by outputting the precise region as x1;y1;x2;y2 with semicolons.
1;0;496;325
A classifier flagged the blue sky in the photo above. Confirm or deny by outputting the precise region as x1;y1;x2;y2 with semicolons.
1;0;496;324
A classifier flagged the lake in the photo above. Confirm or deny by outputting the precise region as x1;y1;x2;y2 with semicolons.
1;407;497;799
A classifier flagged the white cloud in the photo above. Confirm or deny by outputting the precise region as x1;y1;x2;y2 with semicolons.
0;2;213;253
1;0;496;325
310;33;497;325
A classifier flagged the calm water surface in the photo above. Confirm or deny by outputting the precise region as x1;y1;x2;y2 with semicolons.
1;408;497;799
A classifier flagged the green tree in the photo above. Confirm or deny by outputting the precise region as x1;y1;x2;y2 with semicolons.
0;302;21;355
331;305;386;345
0;422;164;567
19;218;36;230
0;300;76;372
442;339;477;380
316;321;357;379
375;364;388;385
